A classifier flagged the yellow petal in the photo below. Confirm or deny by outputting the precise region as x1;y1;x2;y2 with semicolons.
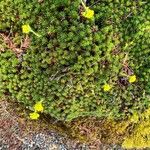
129;75;136;83
82;7;94;19
29;112;39;120
103;84;111;92
34;102;44;112
22;24;31;34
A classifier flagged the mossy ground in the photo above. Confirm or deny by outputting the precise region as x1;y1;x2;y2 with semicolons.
0;98;129;149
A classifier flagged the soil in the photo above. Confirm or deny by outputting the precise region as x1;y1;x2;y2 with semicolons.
0;99;123;150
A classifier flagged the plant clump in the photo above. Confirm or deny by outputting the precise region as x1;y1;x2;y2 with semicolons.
0;0;150;123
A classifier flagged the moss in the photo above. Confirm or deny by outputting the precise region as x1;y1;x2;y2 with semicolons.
122;108;150;149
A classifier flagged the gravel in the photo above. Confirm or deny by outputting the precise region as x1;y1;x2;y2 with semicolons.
0;101;90;150
0;100;123;150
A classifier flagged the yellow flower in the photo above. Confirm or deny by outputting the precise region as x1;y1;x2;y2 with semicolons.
29;112;40;120
22;24;41;37
103;84;111;92
22;24;31;33
34;101;44;112
129;75;136;83
82;7;94;19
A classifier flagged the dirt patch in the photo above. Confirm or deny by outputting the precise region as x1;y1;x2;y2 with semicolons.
0;99;124;150
0;100;90;150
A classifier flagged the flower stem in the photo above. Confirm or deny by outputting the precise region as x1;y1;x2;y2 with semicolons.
31;29;41;37
81;0;87;9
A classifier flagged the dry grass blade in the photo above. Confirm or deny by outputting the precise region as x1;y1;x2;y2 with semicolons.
20;35;30;50
0;33;30;57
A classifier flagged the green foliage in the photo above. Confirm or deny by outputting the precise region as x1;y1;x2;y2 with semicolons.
0;0;150;121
